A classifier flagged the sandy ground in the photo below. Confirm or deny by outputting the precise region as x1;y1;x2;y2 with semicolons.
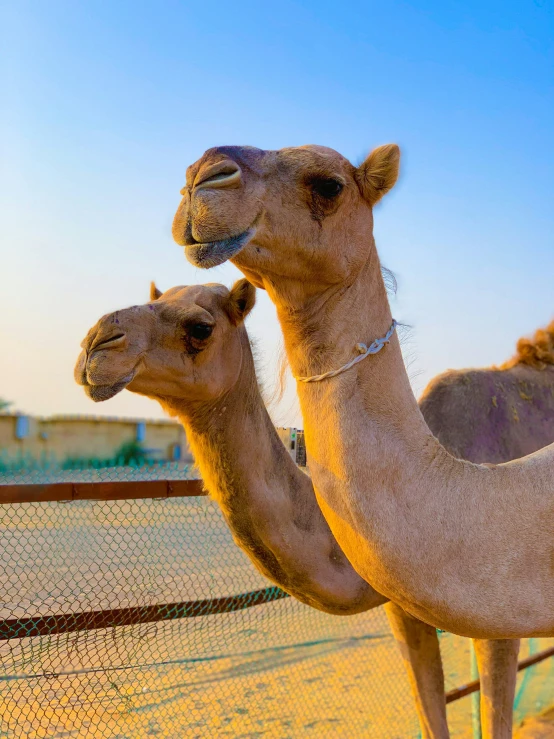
1;495;553;738
516;707;554;738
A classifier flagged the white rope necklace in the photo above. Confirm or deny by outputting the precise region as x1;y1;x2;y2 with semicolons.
295;320;397;383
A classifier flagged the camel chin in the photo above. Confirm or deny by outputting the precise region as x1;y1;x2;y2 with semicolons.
185;228;256;269
84;376;134;402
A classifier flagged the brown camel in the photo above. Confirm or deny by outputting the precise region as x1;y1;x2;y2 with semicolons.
76;282;553;738
171;144;554;641
75;280;384;615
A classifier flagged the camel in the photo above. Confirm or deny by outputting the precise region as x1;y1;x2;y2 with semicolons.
74;280;385;615
76;281;554;738
171;144;554;641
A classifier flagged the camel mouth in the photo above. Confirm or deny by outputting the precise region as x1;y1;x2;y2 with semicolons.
184;228;256;269
83;372;136;402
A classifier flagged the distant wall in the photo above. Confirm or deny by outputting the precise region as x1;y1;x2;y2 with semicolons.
1;413;304;468
0;413;193;464
0;415;42;458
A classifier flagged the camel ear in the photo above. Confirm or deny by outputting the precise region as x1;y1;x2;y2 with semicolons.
225;279;256;325
355;144;400;206
150;282;162;301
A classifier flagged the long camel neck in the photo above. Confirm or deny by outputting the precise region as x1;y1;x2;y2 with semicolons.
273;239;553;637
277;242;436;501
158;328;383;614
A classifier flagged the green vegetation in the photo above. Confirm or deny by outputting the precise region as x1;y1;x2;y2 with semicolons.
114;440;148;465
0;398;12;413
0;440;152;473
61;440;149;469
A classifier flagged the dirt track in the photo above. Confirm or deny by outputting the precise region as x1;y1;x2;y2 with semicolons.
516;707;554;738
1;495;553;737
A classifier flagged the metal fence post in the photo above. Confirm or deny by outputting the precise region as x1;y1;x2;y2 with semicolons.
470;641;482;738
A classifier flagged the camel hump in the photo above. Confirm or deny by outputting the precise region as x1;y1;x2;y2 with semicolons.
419;369;506;463
420;368;483;427
505;320;554;370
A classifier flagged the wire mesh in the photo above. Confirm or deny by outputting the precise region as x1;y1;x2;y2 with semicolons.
0;464;553;738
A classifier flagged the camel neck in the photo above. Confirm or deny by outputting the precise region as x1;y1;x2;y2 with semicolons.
277;243;432;446
157;329;382;613
268;240;554;636
274;240;446;593
160;330;291;508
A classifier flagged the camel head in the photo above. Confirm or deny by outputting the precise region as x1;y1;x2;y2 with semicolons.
172;144;400;300
75;280;256;405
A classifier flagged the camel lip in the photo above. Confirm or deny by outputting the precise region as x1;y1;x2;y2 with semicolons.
83;371;136;402
184;227;256;269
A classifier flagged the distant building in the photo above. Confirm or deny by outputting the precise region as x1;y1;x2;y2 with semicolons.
0;413;192;465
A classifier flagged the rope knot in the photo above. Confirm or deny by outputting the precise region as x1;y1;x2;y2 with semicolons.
296;320;397;383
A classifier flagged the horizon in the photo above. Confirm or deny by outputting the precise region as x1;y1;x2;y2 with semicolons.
2;0;553;428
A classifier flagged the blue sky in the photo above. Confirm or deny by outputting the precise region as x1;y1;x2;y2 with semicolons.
2;0;553;427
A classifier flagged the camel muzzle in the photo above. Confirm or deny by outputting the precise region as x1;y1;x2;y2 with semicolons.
82;371;136;402
185;228;257;269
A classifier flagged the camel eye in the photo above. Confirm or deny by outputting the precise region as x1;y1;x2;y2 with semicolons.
189;324;213;341
311;178;343;199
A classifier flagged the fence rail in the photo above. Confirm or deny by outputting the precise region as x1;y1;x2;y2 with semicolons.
0;478;204;504
0;587;289;640
445;646;554;704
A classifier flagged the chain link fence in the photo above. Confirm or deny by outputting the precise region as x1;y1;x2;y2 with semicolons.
1;463;553;738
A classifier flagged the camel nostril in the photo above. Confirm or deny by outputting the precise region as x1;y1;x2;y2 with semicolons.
194;161;242;191
92;333;126;352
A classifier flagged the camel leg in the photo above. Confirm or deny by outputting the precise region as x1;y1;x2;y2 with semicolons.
384;601;450;739
473;638;520;739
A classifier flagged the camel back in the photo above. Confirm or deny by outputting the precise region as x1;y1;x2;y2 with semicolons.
420;320;554;464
